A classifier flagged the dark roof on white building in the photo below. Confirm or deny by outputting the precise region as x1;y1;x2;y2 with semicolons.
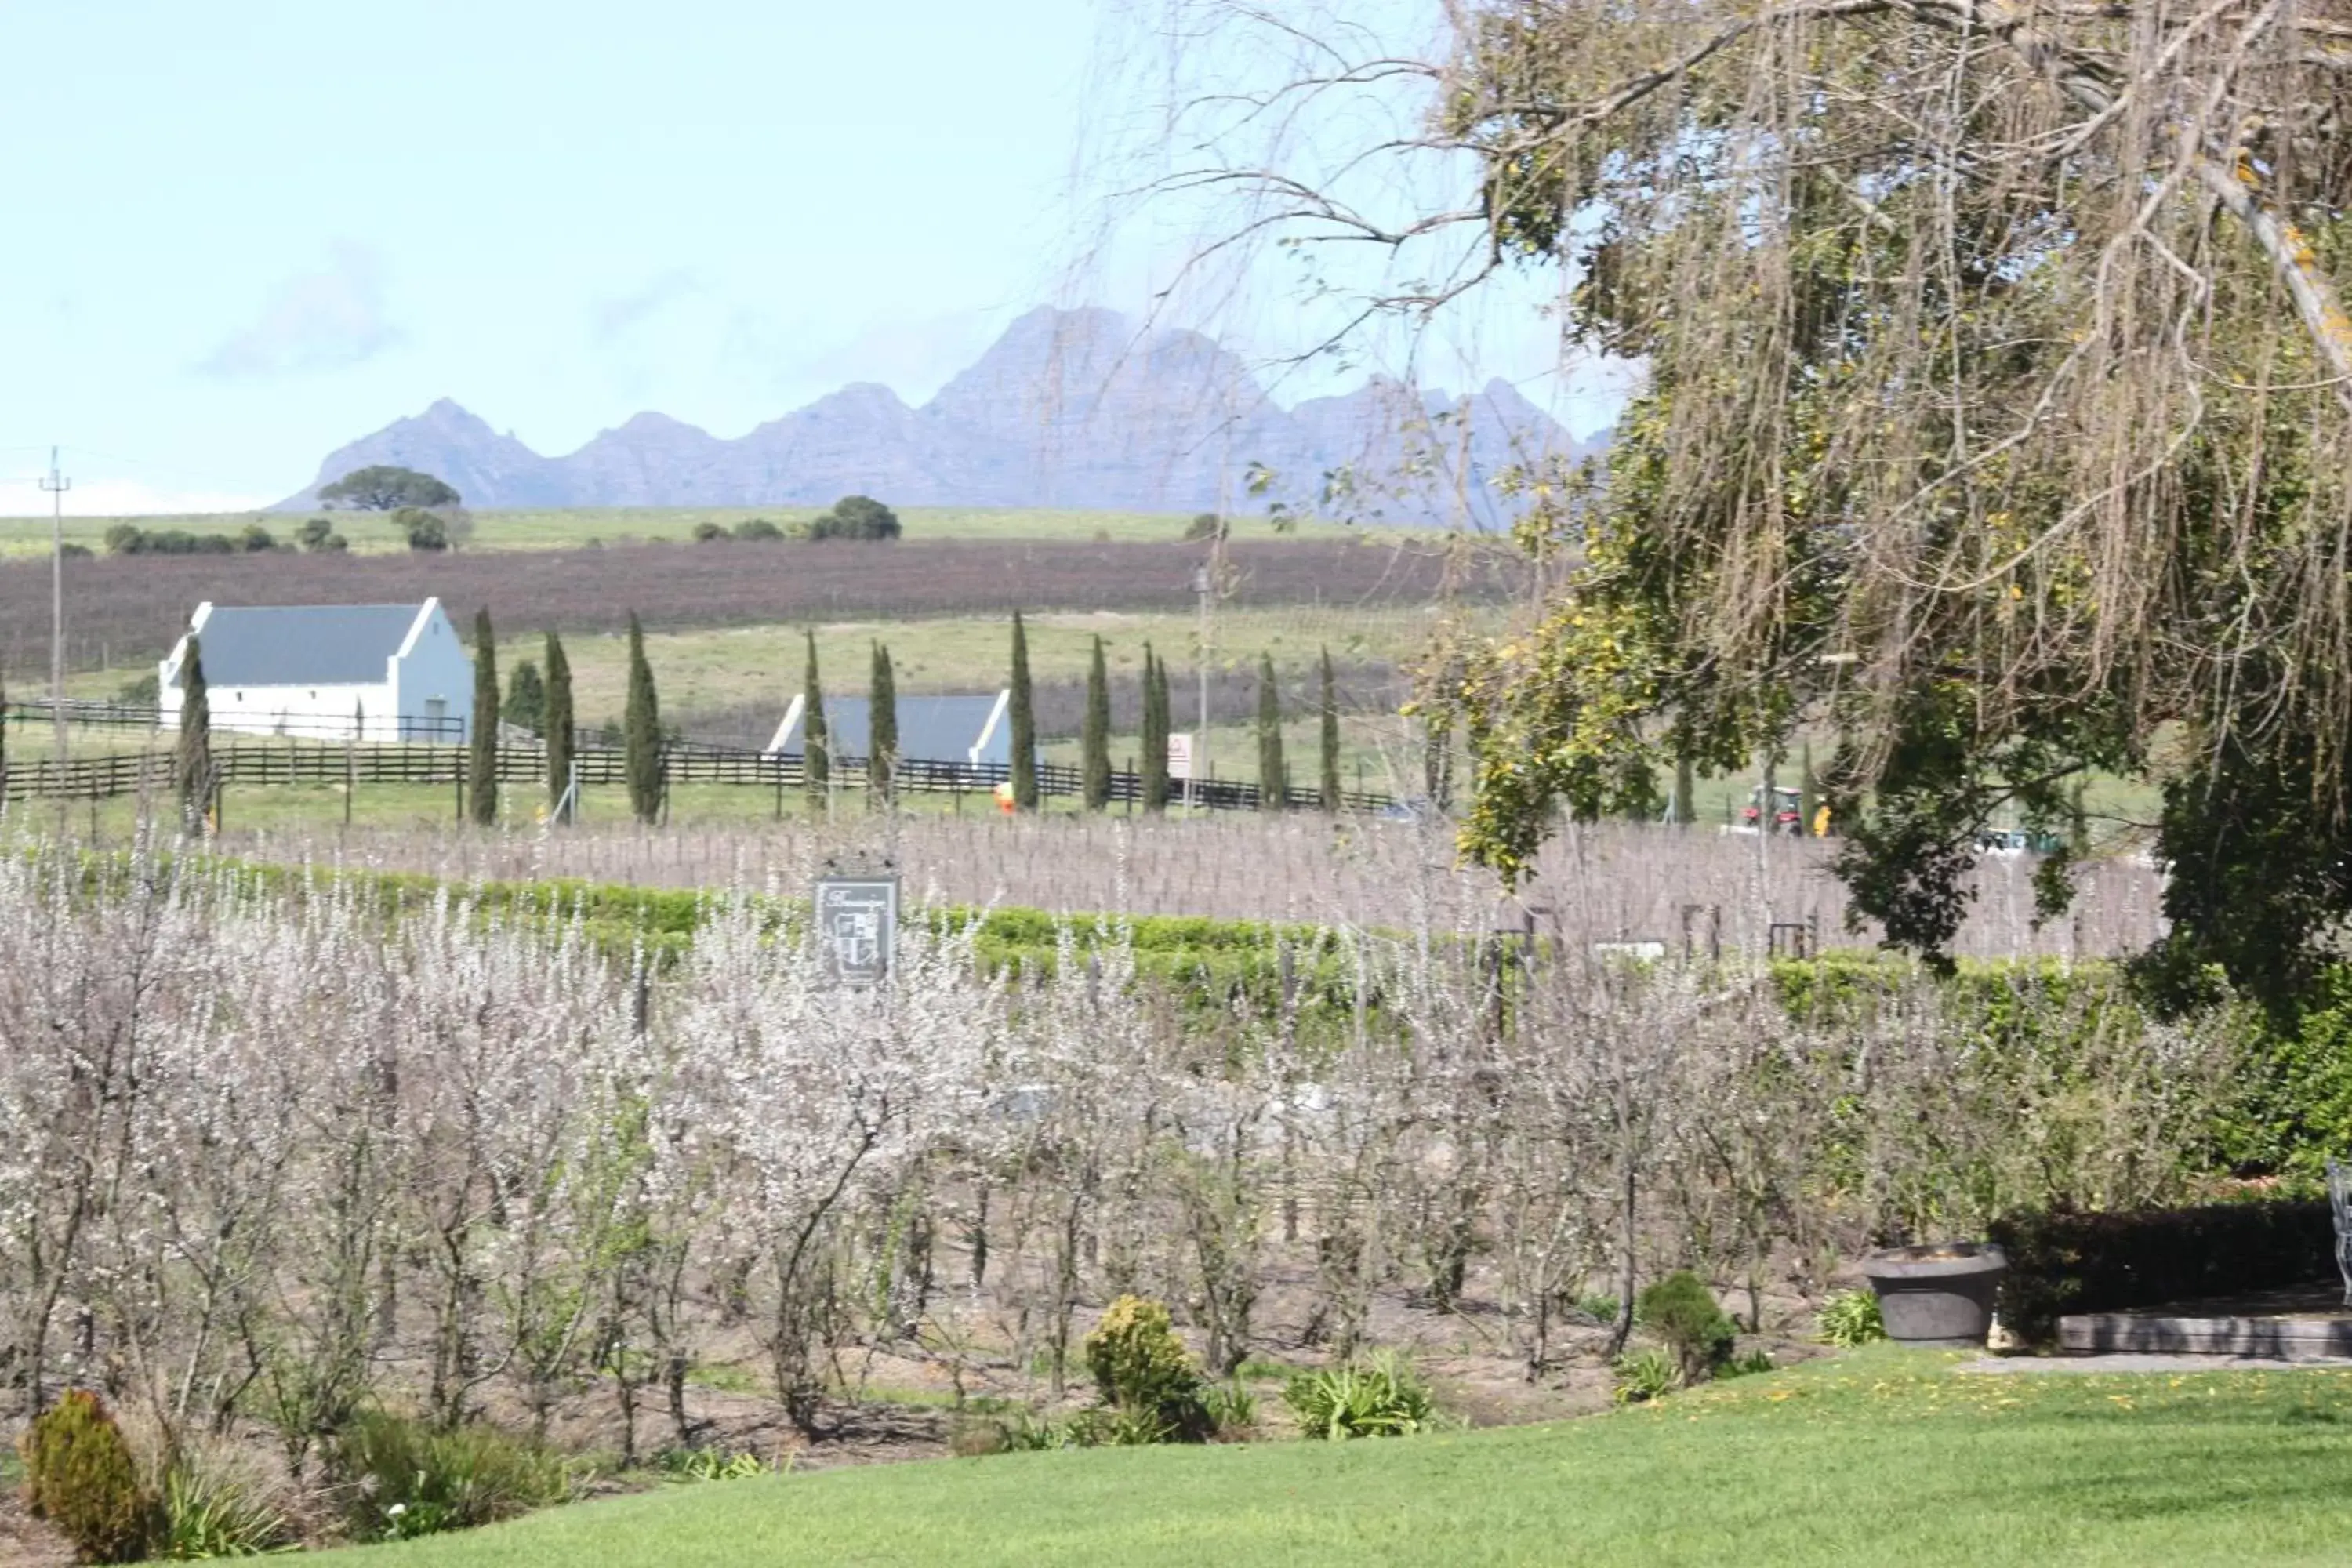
180;604;429;687
768;694;1010;766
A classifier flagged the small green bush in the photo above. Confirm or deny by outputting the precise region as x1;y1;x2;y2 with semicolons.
1282;1354;1436;1439
731;517;785;542
1082;1295;1211;1442
1719;1348;1777;1378
1203;1379;1259;1439
18;1390;162;1563
1611;1346;1681;1405
1817;1289;1888;1348
1635;1271;1737;1382
159;1454;294;1559
653;1446;765;1483
691;521;728;543
323;1410;569;1541
1575;1291;1622;1326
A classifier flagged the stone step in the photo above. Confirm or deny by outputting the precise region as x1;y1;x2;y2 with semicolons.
2057;1309;2352;1359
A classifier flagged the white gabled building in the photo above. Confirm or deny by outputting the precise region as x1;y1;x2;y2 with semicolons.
159;599;476;742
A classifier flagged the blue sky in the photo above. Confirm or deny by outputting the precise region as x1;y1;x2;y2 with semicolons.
0;1;1619;515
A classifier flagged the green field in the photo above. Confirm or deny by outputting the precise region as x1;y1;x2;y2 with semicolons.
502;605;1448;724
0;504;1362;560
298;1351;2352;1567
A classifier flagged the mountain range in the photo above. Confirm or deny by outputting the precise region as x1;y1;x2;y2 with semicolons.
279;307;1605;524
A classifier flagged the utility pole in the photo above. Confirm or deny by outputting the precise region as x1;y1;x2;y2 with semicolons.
39;448;70;782
1189;562;1211;815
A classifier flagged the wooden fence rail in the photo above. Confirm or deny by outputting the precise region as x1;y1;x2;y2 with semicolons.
0;736;1397;815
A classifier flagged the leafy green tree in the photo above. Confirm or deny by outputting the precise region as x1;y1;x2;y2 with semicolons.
1083;636;1112;811
176;637;212;835
320;465;460;511
622;613;661;825
296;516;347;552
869;641;897;809
732;518;785;542
1257;653;1286;811
1139;644;1169;815
506;659;546;736
1009;612;1037;811
1192;0;2352;1004
238;522;277;552
392;507;448;552
544;633;574;822
1319;647;1341;813
803;630;829;807
1184;513;1224;542
468;609;499;826
808;495;902;541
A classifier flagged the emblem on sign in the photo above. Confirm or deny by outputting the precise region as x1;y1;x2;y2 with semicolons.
815;877;898;986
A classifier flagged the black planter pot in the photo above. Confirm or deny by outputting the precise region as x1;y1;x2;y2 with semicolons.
1861;1243;2009;1348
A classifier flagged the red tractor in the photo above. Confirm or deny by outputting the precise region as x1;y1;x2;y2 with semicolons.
1742;785;1806;836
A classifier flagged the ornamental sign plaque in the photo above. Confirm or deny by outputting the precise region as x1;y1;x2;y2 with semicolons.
814;877;898;987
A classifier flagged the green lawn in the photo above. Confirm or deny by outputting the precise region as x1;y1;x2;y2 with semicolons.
0;505;1361;559
301;1352;2352;1567
509;604;1450;727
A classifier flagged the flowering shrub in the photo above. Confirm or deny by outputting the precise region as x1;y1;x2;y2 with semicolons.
0;835;2246;1465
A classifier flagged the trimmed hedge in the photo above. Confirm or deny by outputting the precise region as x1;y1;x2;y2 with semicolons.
1988;1200;2336;1345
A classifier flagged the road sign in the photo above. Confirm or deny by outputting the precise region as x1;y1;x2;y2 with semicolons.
1167;732;1195;781
815;877;898;986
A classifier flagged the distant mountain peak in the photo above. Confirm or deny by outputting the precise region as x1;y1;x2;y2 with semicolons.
278;306;1598;522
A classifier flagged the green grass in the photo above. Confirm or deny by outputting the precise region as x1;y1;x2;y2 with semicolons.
0;505;1358;559
508;604;1451;724
294;1350;2352;1566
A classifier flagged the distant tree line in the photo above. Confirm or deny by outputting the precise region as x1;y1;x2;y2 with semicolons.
692;495;903;545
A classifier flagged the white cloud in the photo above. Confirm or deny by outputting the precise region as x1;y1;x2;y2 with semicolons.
198;242;403;379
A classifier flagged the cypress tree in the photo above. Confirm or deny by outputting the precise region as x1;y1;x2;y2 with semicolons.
1673;753;1697;827
623;612;661;825
1257;652;1286;811
869;641;897;810
1319;645;1341;813
506;659;546;735
1008;612;1037;810
176;636;212;835
803;630;829;807
544;632;575;822
1139;644;1169;814
1082;635;1112;811
469;608;499;826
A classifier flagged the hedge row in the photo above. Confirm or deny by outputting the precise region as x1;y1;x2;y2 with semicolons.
1988;1200;2336;1345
